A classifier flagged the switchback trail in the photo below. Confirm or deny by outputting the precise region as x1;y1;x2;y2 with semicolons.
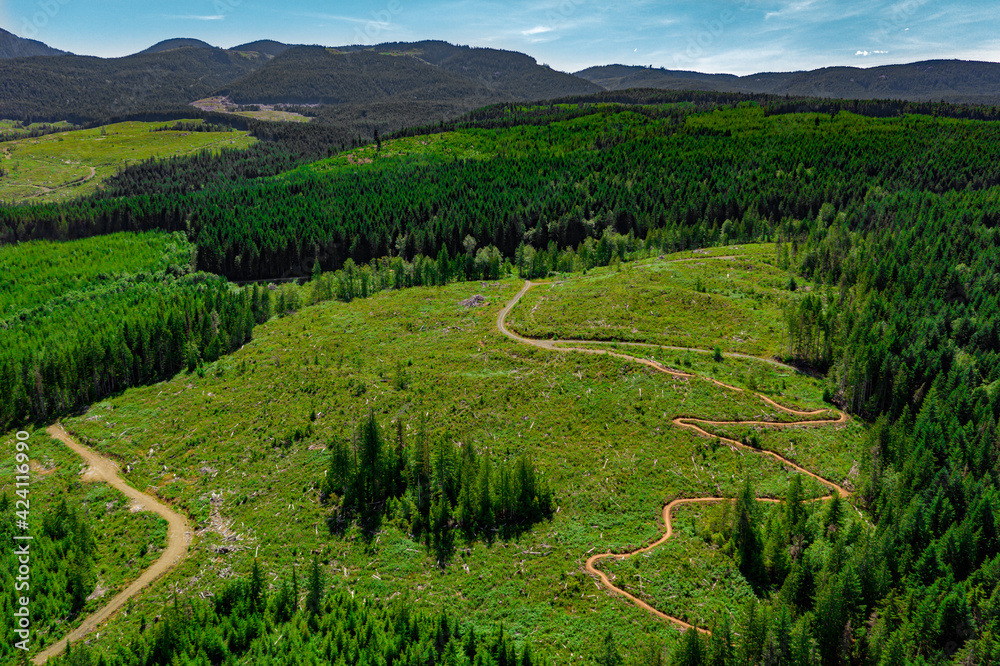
33;425;192;664
497;280;850;633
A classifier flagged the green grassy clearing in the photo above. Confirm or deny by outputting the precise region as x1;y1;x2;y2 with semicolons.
696;419;865;494
51;258;859;661
507;245;800;359
190;97;312;123
600;503;757;630
0;120;255;204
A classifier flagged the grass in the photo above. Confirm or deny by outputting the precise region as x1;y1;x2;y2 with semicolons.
307;130;495;175
0;120;256;204
695;420;865;494
507;245;802;359
600;503;758;629
49;242;862;662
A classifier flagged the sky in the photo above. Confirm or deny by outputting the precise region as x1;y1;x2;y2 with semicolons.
1;0;998;75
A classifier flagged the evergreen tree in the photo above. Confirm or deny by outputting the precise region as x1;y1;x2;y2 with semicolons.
306;556;323;616
732;481;766;588
671;628;704;666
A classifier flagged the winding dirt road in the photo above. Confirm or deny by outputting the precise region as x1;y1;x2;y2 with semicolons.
498;280;850;632
33;426;192;664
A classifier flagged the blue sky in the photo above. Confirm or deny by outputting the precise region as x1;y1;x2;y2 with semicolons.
1;0;997;74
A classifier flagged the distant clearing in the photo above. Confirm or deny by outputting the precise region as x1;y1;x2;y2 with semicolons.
191;96;312;122
0;120;256;204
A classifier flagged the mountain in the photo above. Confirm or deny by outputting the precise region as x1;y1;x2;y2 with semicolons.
577;60;1000;104
219;41;600;105
212;42;601;136
344;41;603;100
137;38;217;55
759;60;1000;102
0;27;68;59
217;45;498;105
230;40;294;57
0;48;269;123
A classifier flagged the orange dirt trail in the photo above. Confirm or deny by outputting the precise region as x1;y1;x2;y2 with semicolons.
33;425;192;664
497;280;850;633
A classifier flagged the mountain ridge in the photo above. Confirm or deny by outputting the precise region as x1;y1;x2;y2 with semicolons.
0;27;68;59
137;38;217;55
576;59;1000;103
2;33;999;127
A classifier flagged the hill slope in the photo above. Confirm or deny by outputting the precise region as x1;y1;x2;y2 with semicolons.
0;27;68;59
230;39;295;57
137;38;217;54
0;48;269;123
214;41;601;135
217;45;497;105
577;59;1000;103
346;40;603;100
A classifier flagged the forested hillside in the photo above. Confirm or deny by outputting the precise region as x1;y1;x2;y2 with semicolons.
5;101;1000;284
0;48;269;123
217;46;498;106
0;28;67;59
578;59;1000;104
5;90;1000;664
0;233;267;429
340;41;604;100
40;564;547;666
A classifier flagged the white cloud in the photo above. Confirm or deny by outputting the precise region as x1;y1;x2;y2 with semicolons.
298;12;389;26
855;50;889;56
167;15;225;21
522;26;554;36
765;0;819;21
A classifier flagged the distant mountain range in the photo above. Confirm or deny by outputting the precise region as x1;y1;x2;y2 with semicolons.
576;61;1000;104
0;28;998;129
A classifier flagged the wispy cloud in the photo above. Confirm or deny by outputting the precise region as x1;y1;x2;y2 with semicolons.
855;50;890;56
522;26;553;36
165;14;225;21
764;0;819;21
297;12;389;27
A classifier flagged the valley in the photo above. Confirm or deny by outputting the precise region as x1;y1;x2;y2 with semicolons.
1;26;999;666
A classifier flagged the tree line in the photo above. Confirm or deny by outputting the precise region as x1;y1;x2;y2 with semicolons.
0;272;271;430
734;186;1000;661
43;558;545;666
4;104;1000;283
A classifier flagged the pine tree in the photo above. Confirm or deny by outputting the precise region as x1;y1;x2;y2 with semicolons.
706;615;733;666
671;628;704;666
477;458;494;537
599;630;623;666
732;480;765;588
306;556;323;616
249;559;264;614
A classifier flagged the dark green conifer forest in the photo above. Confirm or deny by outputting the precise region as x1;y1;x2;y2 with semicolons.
4;90;1000;664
